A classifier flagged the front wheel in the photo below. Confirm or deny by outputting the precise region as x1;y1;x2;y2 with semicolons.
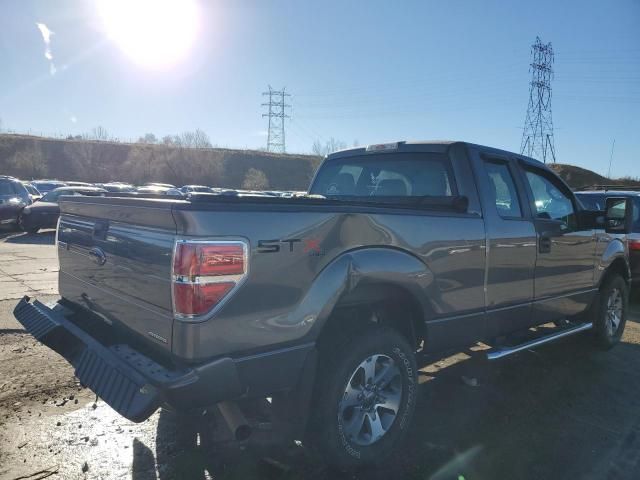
18;215;38;234
310;325;417;470
594;274;628;349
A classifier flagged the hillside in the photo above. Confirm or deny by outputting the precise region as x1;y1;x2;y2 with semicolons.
549;163;640;189
0;134;322;191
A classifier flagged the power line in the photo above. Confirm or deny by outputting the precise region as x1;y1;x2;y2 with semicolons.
261;85;291;153
520;36;556;163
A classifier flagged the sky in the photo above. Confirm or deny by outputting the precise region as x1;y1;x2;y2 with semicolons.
0;0;638;177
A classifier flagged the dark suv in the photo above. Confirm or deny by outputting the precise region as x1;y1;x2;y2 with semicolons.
0;176;31;229
576;186;640;284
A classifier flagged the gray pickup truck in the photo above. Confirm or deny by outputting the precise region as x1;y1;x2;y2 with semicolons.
14;141;634;469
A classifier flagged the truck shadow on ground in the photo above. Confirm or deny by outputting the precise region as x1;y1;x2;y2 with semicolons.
1;230;55;245
130;323;640;480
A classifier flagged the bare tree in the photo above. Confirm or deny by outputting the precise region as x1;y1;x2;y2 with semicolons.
242;168;270;190
192;129;212;148
138;133;157;144
312;138;347;157
93;126;110;141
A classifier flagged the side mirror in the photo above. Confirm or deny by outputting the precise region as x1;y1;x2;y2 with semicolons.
605;197;634;234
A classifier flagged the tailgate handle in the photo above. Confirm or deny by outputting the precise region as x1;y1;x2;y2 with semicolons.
92;220;109;240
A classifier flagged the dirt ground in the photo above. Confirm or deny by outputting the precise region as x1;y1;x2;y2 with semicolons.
2;228;640;479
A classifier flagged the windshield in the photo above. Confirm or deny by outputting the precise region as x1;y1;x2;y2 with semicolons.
41;189;103;203
24;184;40;195
103;184;134;192
309;153;455;200
33;182;64;193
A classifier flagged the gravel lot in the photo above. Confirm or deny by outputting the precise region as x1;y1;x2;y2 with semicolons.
2;227;640;479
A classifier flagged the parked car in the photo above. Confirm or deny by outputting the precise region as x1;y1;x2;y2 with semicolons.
21;182;42;202
576;186;640;285
100;182;136;193
0;176;31;228
180;185;214;194
135;185;184;197
18;186;106;233
143;182;176;189
64;181;94;187
13;141;634;469
31;180;67;194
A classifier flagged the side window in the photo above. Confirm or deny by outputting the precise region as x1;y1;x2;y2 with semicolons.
525;170;576;228
484;161;522;218
0;181;14;195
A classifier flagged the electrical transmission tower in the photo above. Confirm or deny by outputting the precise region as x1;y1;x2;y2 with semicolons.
520;36;556;163
262;86;291;153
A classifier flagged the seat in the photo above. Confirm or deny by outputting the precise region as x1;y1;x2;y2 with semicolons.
327;173;355;195
414;170;448;196
375;179;407;196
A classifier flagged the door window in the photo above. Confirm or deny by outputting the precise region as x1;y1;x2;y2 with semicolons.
525;170;576;229
484;161;522;218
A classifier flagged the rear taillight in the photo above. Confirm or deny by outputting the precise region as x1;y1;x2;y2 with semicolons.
629;239;640;251
172;240;248;318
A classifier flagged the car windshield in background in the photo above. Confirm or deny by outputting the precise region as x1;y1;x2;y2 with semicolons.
103;184;135;192
24;184;40;195
309;153;455;202
41;189;104;203
33;182;65;193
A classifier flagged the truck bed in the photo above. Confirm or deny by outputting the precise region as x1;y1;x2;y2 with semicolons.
57;193;486;362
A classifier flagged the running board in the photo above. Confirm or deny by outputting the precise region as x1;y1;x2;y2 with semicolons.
487;323;593;360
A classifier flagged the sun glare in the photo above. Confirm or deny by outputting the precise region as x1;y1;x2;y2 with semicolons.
97;0;200;69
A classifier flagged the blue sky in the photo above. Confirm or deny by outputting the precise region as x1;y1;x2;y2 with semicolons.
0;0;638;177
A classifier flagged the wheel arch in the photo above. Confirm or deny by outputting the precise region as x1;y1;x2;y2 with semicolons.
598;238;631;288
309;247;434;351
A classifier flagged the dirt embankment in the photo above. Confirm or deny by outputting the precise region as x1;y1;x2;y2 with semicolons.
0;133;322;190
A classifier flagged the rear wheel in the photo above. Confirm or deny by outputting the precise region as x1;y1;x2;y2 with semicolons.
594;274;628;349
310;325;417;470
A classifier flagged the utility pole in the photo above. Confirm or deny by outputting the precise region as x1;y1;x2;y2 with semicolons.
520;37;556;163
261;86;291;153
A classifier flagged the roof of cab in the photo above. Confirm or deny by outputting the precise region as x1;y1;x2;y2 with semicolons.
326;140;544;166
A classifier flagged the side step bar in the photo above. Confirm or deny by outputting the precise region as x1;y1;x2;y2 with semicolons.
487;322;593;360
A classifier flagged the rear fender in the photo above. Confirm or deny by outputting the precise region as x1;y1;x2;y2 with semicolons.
298;247;434;340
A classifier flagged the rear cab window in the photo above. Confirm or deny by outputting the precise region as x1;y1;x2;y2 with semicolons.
309;153;456;204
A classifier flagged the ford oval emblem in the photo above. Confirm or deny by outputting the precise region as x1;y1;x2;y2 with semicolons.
88;247;107;266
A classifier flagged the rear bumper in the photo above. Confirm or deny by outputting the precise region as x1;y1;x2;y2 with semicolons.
20;212;58;230
13;297;246;422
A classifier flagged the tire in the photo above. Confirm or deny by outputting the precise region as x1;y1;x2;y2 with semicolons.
309;325;417;470
18;215;38;234
593;274;628;350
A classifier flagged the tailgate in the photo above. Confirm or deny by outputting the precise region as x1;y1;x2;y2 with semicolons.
57;197;181;352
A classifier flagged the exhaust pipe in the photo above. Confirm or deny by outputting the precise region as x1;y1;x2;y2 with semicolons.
487;322;593;360
217;401;252;441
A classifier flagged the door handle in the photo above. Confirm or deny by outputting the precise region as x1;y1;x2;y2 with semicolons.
539;236;552;253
